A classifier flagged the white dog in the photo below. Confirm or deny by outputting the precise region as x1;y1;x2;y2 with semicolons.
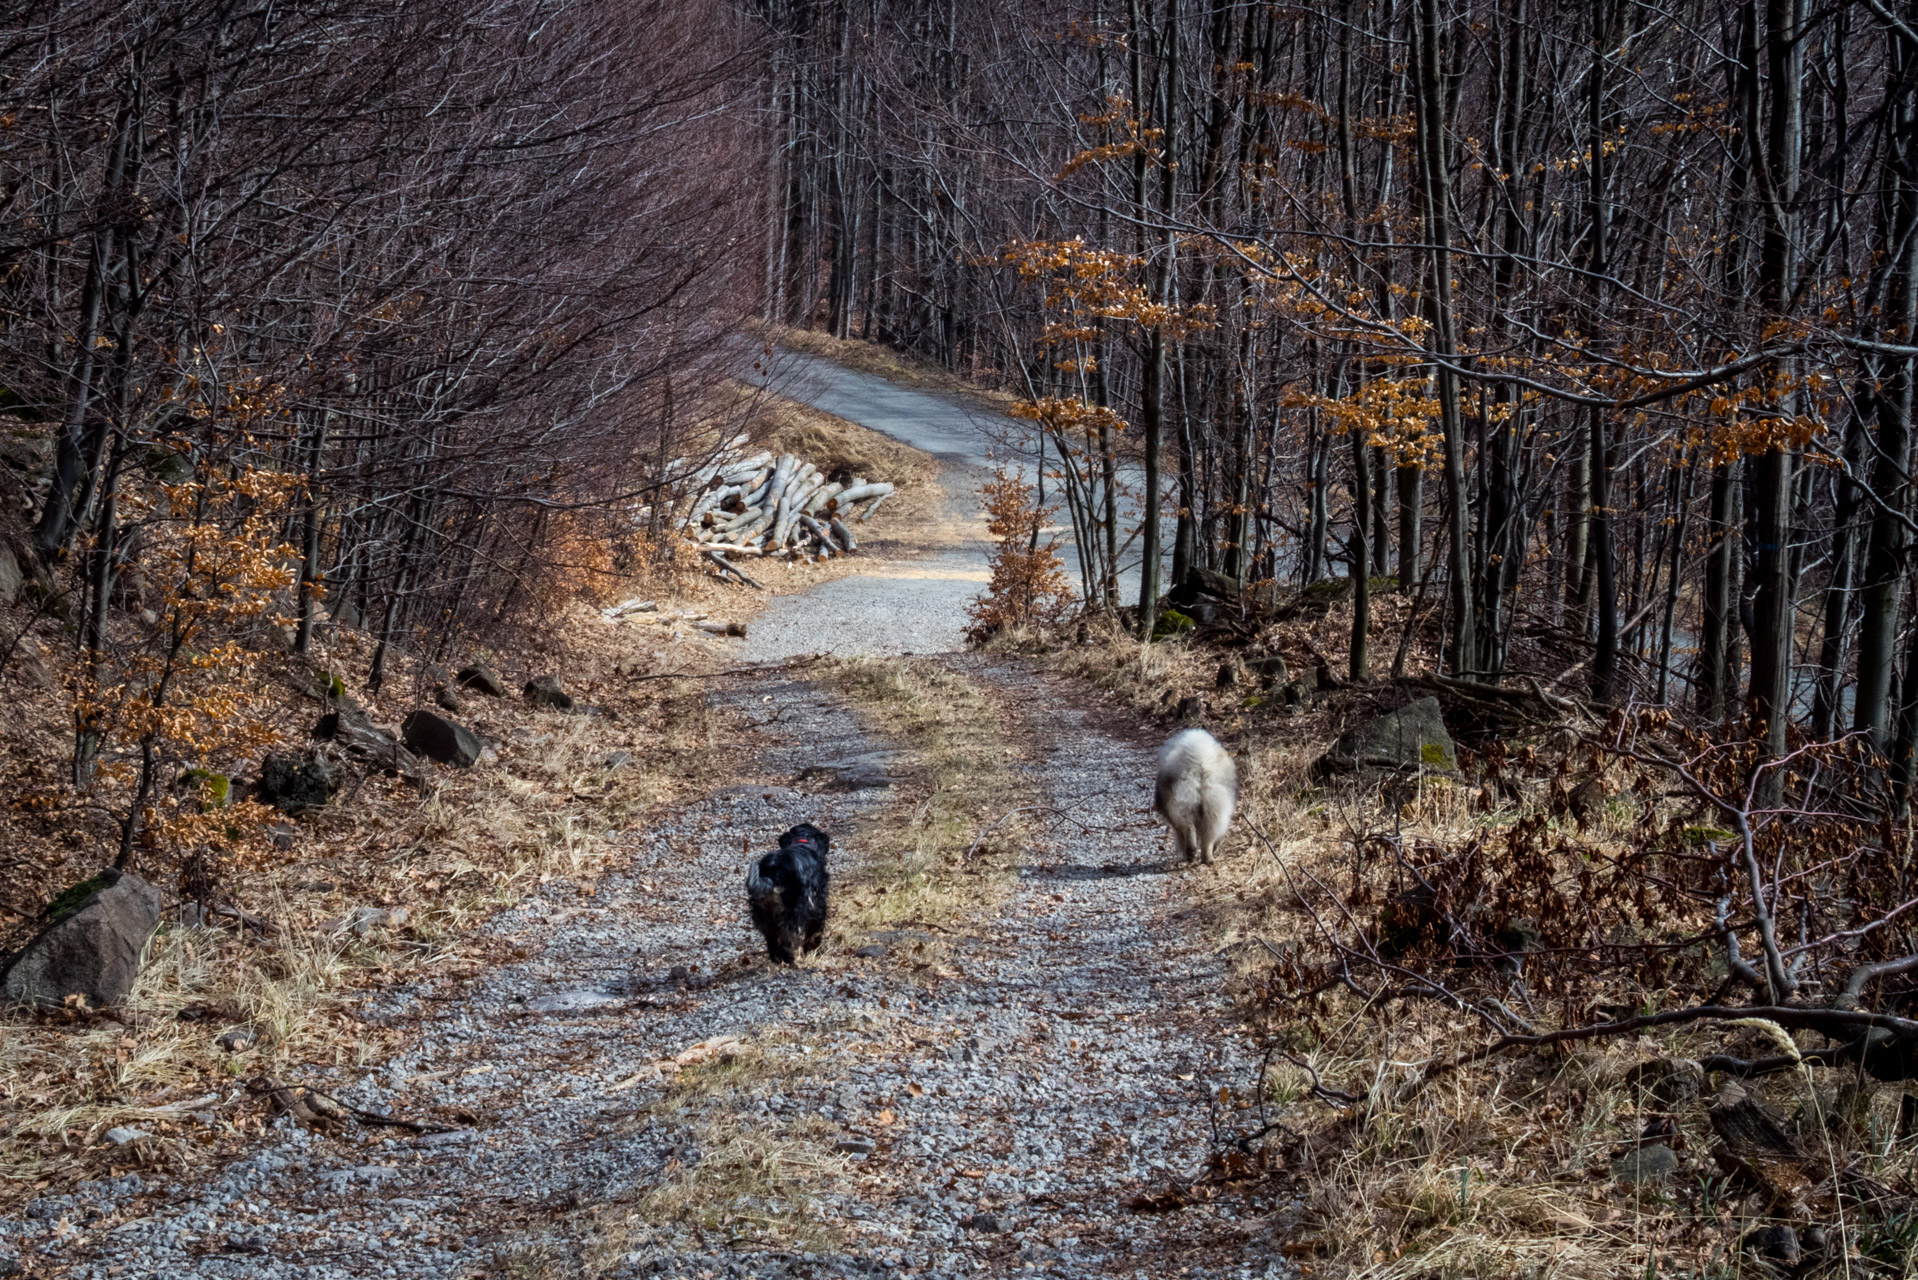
1154;728;1238;863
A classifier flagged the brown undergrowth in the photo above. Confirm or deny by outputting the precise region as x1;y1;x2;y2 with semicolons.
0;594;738;1209
986;609;1918;1279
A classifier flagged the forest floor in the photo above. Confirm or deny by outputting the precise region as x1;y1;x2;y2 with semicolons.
4;356;1303;1279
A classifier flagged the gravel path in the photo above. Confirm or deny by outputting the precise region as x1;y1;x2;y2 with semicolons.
743;355;995;662
24;663;1295;1279
751;352;1152;655
15;360;1292;1278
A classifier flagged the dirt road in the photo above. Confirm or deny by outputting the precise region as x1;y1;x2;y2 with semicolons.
30;364;1294;1280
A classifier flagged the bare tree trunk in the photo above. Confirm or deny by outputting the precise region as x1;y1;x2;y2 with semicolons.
1414;0;1475;676
1749;0;1803;776
1397;462;1421;587
1350;412;1371;682
1856;49;1918;746
295;409;331;655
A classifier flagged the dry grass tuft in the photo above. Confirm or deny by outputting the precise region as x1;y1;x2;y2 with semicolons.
814;656;1029;943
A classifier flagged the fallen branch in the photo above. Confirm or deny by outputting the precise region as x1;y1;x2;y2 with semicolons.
248;1076;459;1134
702;549;764;590
1415;1002;1918;1090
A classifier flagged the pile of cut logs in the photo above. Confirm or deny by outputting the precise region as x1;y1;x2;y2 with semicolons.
667;441;894;588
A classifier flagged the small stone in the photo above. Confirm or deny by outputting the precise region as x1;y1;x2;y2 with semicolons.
265;822;298;851
402;710;481;767
962;1214;1005;1233
834;1137;876;1155
1611;1143;1678;1184
456;662;507;696
215;1026;258;1052
410;1129;476;1148
522;989;623;1013
524;674;575;711
602;751;633;770
1743;1224;1802;1269
854;945;886;958
435;685;463;713
102;1126;152;1146
1245;653;1290;686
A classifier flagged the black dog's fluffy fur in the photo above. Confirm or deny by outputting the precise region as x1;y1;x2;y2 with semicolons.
745;823;830;963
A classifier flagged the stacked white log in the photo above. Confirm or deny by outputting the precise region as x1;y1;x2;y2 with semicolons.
672;448;894;561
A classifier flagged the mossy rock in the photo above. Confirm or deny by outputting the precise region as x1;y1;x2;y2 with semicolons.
1315;696;1459;777
1683;825;1738;845
181;768;232;809
41;871;121;927
1151;608;1195;640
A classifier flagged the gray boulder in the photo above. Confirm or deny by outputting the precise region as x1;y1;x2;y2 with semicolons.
402;709;481;767
1316;696;1458;777
1;869;163;1010
257;753;338;813
457;661;507;697
523;674;575;711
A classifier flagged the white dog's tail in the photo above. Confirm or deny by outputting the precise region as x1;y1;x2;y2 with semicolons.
1155;729;1239;862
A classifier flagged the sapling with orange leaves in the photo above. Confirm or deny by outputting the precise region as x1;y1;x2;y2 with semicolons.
68;467;300;881
965;466;1075;645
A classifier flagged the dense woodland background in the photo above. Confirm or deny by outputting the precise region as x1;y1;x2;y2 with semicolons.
14;0;1918;783
760;0;1918;778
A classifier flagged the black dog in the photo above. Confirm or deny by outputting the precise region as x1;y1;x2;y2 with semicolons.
745;823;830;963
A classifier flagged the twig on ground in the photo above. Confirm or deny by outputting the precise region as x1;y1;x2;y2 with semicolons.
961;804;1101;860
249;1076;459;1134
